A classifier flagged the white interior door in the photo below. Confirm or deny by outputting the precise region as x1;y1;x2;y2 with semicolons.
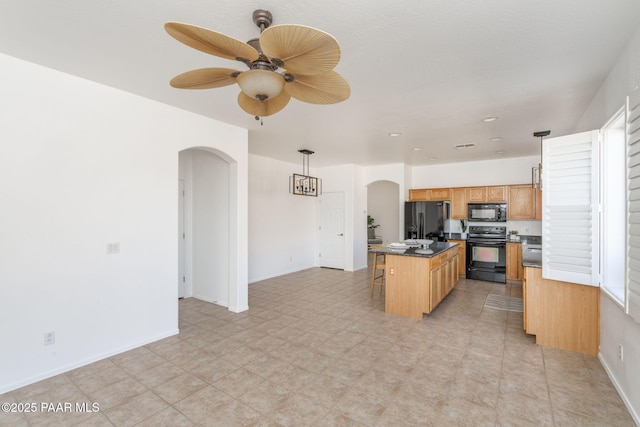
319;192;345;269
178;179;185;298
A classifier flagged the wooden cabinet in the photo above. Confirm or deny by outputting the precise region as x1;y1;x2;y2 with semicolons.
407;184;536;218
428;188;451;201
429;265;441;313
449;239;466;277
408;188;451;201
428;249;458;312
523;267;599;356
385;246;459;319
466;185;507;203
466;187;486;203
451;188;467;219
508;184;537;219
506;243;523;281
408;189;428;201
535;187;542;220
522;271;529;331
487;185;507;202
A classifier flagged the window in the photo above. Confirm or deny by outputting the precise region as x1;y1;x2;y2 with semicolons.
601;108;626;305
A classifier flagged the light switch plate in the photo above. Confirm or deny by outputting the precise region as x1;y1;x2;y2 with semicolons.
106;242;120;254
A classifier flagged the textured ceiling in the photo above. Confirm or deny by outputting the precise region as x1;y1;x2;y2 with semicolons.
1;0;639;167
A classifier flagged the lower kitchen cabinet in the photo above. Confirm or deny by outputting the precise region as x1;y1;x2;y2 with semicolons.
523;267;599;356
384;245;459;319
506;242;523;281
449;239;466;278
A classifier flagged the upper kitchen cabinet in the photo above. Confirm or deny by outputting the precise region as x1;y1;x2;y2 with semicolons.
487;186;507;202
466;186;507;203
428;188;451;200
408;189;428;201
466;187;486;203
408;188;451;201
451;188;467;219
508;184;538;219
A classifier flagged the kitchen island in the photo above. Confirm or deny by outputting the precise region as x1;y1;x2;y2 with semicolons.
371;242;459;319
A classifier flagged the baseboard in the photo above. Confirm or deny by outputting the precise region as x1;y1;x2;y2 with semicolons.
192;294;229;307
0;329;179;395
229;305;249;313
599;352;640;425
249;265;314;284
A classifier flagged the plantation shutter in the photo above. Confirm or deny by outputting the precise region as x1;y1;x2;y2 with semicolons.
542;130;599;286
627;88;640;322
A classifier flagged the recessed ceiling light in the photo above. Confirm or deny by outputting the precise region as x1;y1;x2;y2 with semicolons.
482;116;498;122
412;147;423;151
455;143;476;150
388;132;402;137
490;137;503;142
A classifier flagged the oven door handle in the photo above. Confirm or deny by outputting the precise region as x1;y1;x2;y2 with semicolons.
468;241;506;246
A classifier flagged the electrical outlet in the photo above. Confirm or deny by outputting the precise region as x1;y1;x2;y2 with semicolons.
618;344;624;362
44;331;55;346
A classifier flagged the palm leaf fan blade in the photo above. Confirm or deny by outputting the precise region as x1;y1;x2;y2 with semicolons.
260;25;341;75
284;71;350;104
165;22;259;62
170;68;239;89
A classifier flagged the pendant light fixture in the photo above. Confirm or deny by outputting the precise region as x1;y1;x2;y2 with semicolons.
290;149;322;197
532;130;550;189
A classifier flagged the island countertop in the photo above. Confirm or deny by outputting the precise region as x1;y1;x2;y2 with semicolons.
370;241;458;258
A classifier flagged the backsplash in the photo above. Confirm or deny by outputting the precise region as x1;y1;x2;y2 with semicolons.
445;219;541;236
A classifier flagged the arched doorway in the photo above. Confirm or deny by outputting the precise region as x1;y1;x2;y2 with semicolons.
367;180;400;244
179;148;231;307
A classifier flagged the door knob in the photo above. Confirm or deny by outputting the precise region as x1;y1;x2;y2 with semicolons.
338;233;344;236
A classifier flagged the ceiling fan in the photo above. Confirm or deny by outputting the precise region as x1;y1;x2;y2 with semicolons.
164;9;350;122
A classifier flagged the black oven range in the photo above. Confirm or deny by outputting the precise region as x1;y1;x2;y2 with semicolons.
466;225;507;283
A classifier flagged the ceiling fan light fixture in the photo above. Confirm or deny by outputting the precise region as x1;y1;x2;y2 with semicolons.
236;69;284;100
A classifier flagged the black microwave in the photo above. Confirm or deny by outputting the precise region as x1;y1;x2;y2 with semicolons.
467;203;507;222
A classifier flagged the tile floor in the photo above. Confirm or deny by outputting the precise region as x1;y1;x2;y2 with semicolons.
0;266;635;426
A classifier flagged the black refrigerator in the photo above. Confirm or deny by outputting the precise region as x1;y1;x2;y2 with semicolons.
404;201;450;241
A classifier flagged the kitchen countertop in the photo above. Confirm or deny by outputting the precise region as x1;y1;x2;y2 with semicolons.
523;260;542;268
506;235;542;244
370;241;458;258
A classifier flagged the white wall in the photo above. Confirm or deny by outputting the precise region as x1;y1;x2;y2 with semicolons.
248;154;317;282
190;149;230;305
367;181;400;244
575;26;640;424
411;156;540;190
0;54;249;393
320;164;368;271
353;166;368;270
